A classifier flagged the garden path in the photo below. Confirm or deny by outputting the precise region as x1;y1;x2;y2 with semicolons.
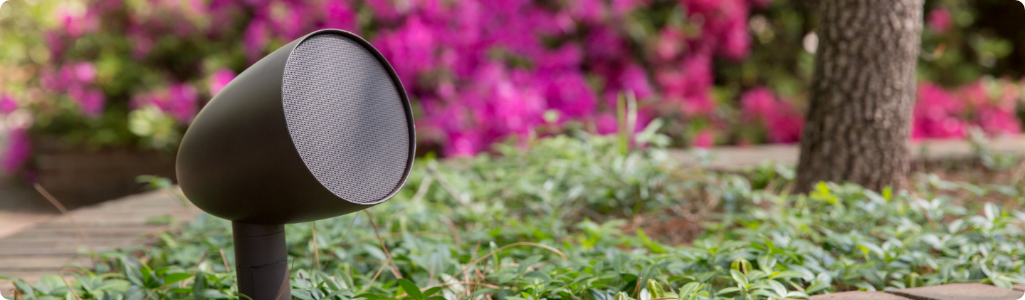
668;135;1025;170
0;190;194;296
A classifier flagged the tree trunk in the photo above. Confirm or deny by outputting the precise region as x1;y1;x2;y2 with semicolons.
795;0;924;193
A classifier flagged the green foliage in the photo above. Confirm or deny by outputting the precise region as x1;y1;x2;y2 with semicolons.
9;132;1025;300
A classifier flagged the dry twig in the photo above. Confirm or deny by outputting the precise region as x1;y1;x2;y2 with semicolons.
35;184;93;252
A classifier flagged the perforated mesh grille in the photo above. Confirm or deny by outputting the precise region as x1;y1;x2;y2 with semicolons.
282;33;411;204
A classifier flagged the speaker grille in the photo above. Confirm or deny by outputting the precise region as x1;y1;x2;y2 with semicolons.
282;32;411;204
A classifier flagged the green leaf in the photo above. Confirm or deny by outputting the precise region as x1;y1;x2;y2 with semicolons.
397;279;422;300
730;269;748;288
121;258;145;287
984;202;999;221
193;270;208;300
717;287;741;295
161;273;194;287
13;278;35;295
770;271;805;280
355;293;386;300
422;287;442;298
647;280;665;299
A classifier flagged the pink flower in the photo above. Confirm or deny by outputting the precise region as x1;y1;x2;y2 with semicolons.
682;0;751;60
659;54;715;115
44;31;65;58
740;87;804;143
133;83;199;124
264;1;310;40
167;84;199;123
0;95;16;114
740;87;775;121
618;64;654;100
586;26;627;61
720;19;751;60
539;71;596;118
40;65;73;91
595;113;618;135
38;62;107;117
128;26;154;59
243;20;270;62
365;0;404;22
374;16;438;86
567;0;605;23
321;0;356;31
976;106;1021;135
655;27;685;61
536;44;582;71
54;6;98;38
927;7;952;34
681;92;716;116
766;113;803;143
67;85;105;117
208;69;237;96
912;83;967;139
2;128;31;174
74;63;96;83
692;129;715;148
447;131;483;157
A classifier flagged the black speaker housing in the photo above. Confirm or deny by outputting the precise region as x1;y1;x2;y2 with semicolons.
176;29;416;225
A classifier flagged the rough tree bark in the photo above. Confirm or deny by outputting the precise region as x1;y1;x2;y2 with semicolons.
795;0;924;193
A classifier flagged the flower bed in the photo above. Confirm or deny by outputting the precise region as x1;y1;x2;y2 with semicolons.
4;132;1025;299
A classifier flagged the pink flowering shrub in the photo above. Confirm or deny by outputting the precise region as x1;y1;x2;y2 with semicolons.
740;87;803;144
1;0;1024;175
39;62;105;116
910;78;1020;140
912;78;1022;139
914;83;966;139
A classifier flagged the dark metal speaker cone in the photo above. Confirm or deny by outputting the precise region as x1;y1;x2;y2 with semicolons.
175;29;415;300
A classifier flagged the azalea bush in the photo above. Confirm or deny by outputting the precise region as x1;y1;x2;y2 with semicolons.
1;0;1025;176
5;131;1025;299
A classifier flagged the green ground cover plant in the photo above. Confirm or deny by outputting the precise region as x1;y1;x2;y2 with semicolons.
5;125;1025;300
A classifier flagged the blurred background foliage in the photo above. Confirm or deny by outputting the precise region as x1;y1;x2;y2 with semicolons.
2;0;1025;176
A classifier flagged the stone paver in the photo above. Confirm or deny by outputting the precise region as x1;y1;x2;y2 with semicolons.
810;291;910;299
0;189;193;297
887;283;1024;300
0;212;53;239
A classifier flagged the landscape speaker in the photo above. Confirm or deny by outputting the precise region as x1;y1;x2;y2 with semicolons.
176;29;415;300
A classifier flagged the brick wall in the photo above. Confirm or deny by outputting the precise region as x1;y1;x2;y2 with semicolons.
31;138;176;209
